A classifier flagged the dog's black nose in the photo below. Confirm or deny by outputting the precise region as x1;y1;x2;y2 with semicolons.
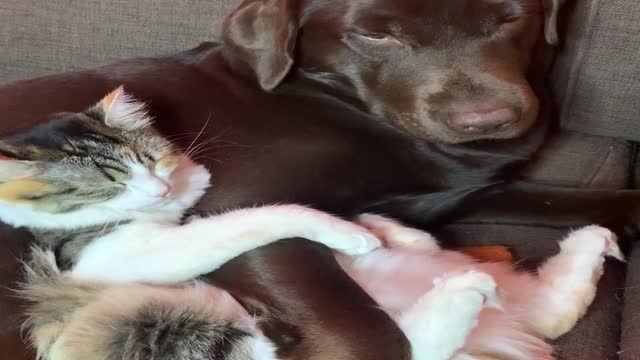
447;107;519;134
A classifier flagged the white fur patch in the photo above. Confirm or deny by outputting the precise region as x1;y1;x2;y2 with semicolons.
70;204;381;284
233;335;281;360
0;160;36;182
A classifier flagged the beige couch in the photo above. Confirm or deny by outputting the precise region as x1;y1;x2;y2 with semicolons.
0;0;639;359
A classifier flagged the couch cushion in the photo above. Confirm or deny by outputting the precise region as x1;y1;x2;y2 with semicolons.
0;0;239;84
522;129;631;189
436;224;626;360
552;0;640;141
620;241;640;360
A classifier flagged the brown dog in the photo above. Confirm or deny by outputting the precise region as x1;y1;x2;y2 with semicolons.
222;0;565;144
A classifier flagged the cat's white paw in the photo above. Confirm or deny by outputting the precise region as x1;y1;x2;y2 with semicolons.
434;271;502;311
562;225;624;261
269;205;382;256
318;221;382;256
531;225;623;339
355;213;439;251
399;271;501;360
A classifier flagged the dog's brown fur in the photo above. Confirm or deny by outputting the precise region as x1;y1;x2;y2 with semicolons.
222;0;563;144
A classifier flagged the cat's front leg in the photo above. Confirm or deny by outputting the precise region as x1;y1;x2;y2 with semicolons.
356;214;440;252
397;271;501;360
71;205;380;284
528;225;623;339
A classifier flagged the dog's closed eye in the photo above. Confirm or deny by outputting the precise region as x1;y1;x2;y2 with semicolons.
500;14;521;24
359;32;402;43
349;32;405;47
342;31;407;59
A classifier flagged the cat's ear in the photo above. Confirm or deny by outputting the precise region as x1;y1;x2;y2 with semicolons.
98;86;153;131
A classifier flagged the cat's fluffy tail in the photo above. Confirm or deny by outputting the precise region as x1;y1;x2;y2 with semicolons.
18;247;279;360
17;246;100;358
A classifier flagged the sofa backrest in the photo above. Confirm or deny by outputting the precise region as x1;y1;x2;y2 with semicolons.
551;0;640;141
0;0;238;84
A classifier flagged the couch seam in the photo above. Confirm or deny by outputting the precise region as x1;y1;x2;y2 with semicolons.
616;244;634;360
630;142;639;188
560;0;602;130
584;141;615;187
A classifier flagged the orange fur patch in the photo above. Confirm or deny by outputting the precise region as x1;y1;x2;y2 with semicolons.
459;245;513;262
156;155;180;172
0;179;47;203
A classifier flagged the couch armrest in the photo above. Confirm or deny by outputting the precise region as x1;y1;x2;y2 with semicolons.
551;0;640;141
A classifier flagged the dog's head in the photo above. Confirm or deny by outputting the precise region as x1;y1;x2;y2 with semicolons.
221;0;566;143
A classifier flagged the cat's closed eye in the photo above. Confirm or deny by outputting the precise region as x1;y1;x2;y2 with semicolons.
143;152;157;163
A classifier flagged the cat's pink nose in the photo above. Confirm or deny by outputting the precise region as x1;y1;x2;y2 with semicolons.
148;178;172;198
155;184;171;198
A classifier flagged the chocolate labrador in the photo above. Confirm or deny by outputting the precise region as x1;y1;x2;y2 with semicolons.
2;0;635;359
215;0;638;231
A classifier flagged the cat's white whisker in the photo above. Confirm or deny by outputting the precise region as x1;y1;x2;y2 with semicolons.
194;156;224;165
182;115;212;162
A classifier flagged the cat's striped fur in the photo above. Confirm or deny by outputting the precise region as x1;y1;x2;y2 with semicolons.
19;247;261;360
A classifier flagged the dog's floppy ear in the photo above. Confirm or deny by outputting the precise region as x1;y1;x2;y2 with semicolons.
543;0;567;45
221;0;299;91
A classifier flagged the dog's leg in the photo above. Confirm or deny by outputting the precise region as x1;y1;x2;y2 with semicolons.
71;205;380;284
356;213;440;252
527;225;623;339
397;271;501;360
370;182;640;231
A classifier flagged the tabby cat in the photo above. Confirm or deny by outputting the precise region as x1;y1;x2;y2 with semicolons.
1;87;380;359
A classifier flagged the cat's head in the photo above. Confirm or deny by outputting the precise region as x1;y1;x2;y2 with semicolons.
0;87;211;229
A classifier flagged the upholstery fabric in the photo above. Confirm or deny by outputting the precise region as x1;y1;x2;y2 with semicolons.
0;0;238;84
552;0;640;141
620;242;640;360
523;129;632;189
